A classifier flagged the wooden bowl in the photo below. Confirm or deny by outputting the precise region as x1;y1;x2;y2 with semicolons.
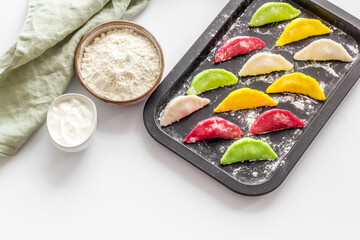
75;21;164;105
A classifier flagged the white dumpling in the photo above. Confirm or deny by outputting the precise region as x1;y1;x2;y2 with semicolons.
238;52;293;77
294;39;353;62
159;95;210;127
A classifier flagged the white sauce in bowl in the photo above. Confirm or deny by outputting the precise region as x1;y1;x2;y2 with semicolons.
47;94;96;149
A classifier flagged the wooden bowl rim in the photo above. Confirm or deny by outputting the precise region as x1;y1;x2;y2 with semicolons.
74;20;164;106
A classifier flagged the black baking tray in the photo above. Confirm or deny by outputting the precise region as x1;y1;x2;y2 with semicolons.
143;0;360;196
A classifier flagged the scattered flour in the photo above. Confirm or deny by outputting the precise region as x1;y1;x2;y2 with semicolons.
346;43;359;55
297;62;339;77
81;28;161;101
242;73;278;85
273;93;318;115
250;28;273;35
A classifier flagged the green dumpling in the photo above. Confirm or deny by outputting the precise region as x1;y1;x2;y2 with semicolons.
249;2;301;27
187;69;238;95
220;137;277;165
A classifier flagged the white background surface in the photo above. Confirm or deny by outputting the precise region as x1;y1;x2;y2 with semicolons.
0;0;359;239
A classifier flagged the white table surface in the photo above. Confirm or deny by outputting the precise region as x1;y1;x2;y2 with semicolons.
1;0;359;239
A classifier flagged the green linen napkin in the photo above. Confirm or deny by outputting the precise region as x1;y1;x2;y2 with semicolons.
0;0;149;156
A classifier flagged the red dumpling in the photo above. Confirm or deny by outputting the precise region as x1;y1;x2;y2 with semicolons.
214;36;265;63
250;109;305;135
184;117;243;143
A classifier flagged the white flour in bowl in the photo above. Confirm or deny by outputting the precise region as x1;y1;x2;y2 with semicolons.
81;28;161;101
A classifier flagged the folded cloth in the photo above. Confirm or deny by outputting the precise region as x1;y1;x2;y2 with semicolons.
0;0;149;156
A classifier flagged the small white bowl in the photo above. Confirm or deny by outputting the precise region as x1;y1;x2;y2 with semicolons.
46;93;97;152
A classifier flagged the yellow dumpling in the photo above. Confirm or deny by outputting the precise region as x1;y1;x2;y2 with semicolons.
266;72;326;101
214;88;277;113
276;18;331;46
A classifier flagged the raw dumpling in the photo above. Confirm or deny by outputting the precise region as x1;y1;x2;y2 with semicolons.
220;137;278;165
249;2;301;27
184;117;243;143
187;69;238;95
276;18;331;46
266;72;326;101
214;88;277;113
238;52;293;77
159;95;210;127
250;109;305;135
214;36;265;63
294;39;353;62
